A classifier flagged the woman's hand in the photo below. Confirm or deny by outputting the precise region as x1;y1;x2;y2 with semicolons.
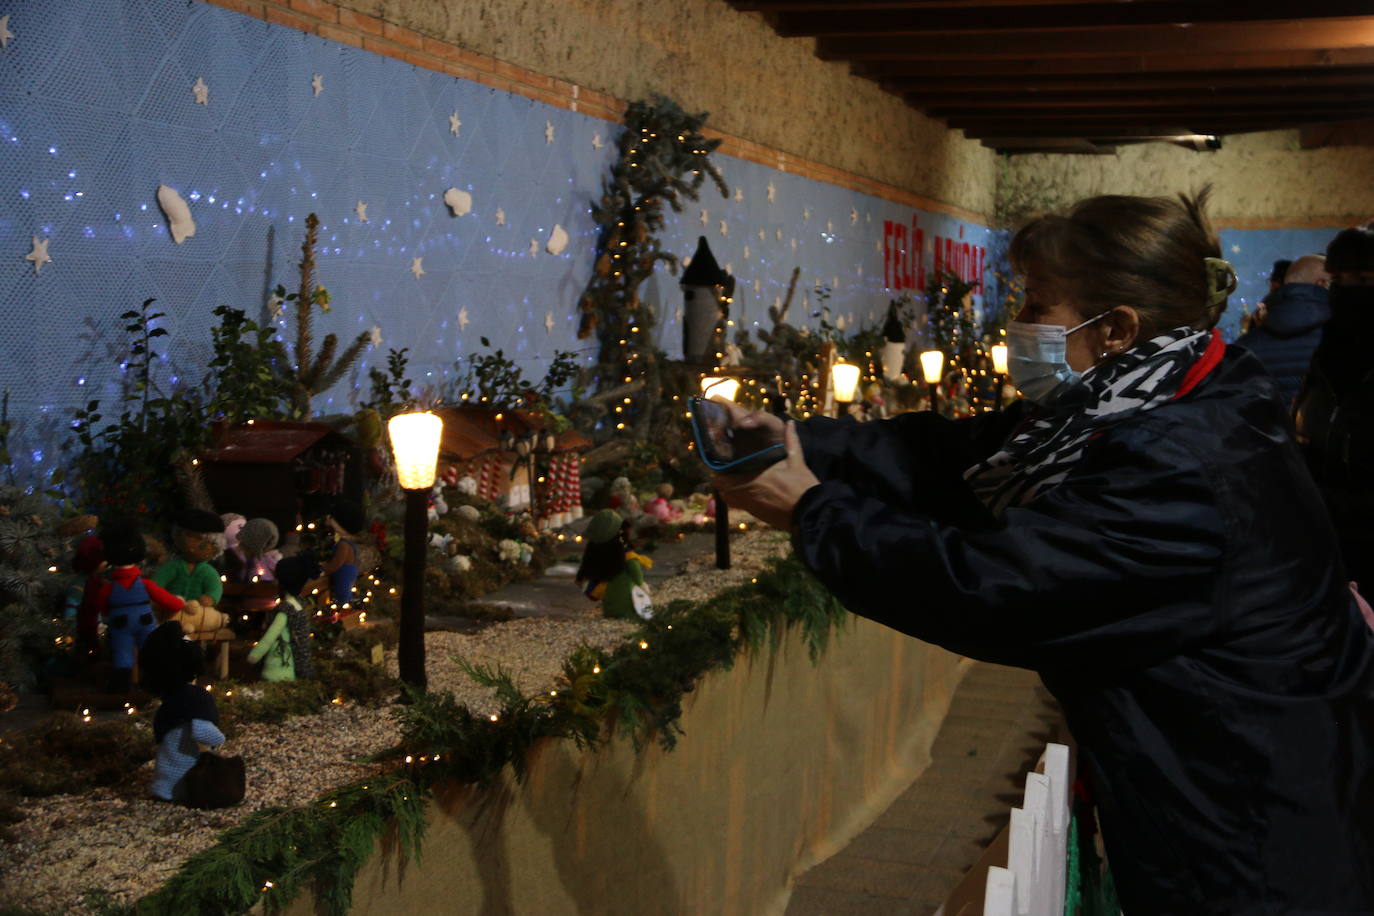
711;421;820;531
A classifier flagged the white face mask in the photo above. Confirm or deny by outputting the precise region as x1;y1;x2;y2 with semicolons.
1005;312;1107;405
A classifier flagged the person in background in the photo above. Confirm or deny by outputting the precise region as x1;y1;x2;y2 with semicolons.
715;191;1374;914
1267;258;1292;297
1236;253;1330;406
1294;222;1374;593
1241;258;1293;333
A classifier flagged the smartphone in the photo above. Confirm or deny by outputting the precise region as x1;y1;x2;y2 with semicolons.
688;397;787;473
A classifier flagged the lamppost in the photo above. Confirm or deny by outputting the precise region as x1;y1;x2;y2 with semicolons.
920;349;946;416
388;410;443;691
701;376;738;570
991;343;1009;411
829;361;861;418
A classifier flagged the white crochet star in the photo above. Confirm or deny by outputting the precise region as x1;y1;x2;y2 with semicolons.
591;133;603;150
311;74;324;96
544;311;555;334
192;77;209;105
495;208;506;226
544;121;555;144
24;236;52;275
355;201;368;223
0;16;13;50
458;306;470;330
410;257;424;279
448;112;462;136
766;182;776;202
719;219;728;236
369;325;382;347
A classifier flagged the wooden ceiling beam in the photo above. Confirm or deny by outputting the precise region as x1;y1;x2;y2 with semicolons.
953;115;1374;137
731;0;1132;11
879;67;1374;94
777;2;1374;37
914;90;1374;110
818;19;1374;61
942;106;1374;125
853;47;1374;77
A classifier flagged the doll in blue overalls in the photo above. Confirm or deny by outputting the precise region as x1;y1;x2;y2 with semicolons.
83;523;185;693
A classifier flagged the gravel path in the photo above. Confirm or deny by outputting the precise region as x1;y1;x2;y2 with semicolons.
0;530;791;913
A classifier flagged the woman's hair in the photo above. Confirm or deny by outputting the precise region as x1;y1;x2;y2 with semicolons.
1009;187;1230;336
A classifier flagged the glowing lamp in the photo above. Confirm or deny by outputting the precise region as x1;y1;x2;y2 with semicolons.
700;376;740;402
991;344;1009;375
830;362;861;403
388;411;443;490
920;350;946;385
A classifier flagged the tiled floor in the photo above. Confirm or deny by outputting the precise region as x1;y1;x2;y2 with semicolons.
786;662;1061;916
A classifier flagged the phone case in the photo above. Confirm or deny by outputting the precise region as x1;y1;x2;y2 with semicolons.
687;399;787;473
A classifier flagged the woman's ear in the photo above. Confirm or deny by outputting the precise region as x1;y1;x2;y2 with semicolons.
1101;306;1140;357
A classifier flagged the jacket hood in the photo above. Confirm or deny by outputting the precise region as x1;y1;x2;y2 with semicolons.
1260;283;1330;338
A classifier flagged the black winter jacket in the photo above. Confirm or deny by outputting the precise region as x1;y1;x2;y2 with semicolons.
1236;282;1329;407
794;348;1374;915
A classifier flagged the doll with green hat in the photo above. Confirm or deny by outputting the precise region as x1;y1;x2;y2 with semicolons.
575;509;654;620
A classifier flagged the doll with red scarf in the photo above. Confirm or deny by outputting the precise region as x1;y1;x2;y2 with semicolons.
83;522;186;693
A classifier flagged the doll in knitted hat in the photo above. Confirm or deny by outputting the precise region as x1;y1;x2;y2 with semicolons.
575;509;654;620
320;499;366;608
153;509;226;608
233;518;281;613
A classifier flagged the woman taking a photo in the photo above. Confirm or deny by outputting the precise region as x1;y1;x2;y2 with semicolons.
715;190;1374;914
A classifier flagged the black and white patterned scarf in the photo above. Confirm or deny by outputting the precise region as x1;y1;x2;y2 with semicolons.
965;326;1220;516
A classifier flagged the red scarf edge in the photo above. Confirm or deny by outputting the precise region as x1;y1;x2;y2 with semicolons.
1171;328;1226;401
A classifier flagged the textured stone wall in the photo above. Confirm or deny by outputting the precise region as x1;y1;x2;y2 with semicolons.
324;0;1000;218
998;130;1374;228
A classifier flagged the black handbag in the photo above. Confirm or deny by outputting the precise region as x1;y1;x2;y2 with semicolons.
183;751;246;809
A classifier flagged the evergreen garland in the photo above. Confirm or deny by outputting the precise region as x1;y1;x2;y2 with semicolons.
134;553;846;915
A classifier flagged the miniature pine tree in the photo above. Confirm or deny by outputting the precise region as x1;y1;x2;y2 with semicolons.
276;213;371;418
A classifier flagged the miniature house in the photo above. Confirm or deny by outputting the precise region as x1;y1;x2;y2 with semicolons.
198;421;363;536
431;406;588;528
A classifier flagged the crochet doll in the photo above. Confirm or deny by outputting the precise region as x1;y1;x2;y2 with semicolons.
247;555;320;681
645;483;682;523
575;509;654;620
65;534;105;653
153;509;226;607
83;522;185;693
138;621;225;803
320;500;366;608
231;518;281;612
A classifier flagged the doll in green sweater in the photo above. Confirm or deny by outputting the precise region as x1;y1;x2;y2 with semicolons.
575;510;654;620
153;509;225;608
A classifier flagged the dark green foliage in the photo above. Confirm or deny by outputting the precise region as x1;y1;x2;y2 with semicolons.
362;347;414;420
0;486;70;690
450;341;579;425
206;306;288;423
64;299;209;522
0;713;156;797
133;553;846;916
